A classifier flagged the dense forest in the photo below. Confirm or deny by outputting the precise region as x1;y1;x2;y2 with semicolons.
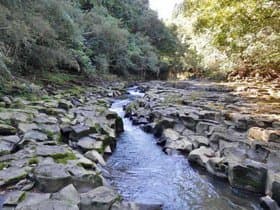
170;0;279;80
0;0;279;85
0;0;177;85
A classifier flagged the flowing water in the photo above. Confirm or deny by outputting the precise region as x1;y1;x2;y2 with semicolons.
104;87;261;210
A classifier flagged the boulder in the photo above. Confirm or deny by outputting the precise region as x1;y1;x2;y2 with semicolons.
51;184;80;205
23;130;48;142
164;137;193;153
271;173;280;205
188;135;209;148
35;145;71;157
65;164;103;193
16;199;79;210
0;124;17;135
58;100;73;110
33;163;71;193
188;147;215;167
0;167;28;187
33;114;57;124
85;150;106;166
160;129;180;142
77;137;103;152
206;157;227;178
79;186;118;210
3;191;26;207
18;123;38;133
15;192;50;209
0;135;21;155
70;125;96;140
228;160;267;193
153;118;176;137
260;196;279;210
248;127;280;143
180;113;199;131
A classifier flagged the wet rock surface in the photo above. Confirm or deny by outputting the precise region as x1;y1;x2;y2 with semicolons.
124;80;280;208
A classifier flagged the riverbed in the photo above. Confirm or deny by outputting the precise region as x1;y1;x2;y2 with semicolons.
104;87;261;210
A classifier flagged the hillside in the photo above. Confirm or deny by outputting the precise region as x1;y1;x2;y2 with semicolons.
0;0;177;86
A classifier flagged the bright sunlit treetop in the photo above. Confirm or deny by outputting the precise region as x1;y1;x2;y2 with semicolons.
149;0;183;20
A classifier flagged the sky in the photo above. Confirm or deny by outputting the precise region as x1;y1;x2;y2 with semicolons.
149;0;183;20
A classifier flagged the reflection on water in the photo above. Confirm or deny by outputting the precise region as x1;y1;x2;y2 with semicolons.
104;88;261;210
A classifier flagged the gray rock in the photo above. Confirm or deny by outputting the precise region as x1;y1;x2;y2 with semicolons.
0;112;29;122
58;99;73;110
51;184;80;205
180;113;199;131
66;164;103;193
36;145;70;157
0;135;21;155
272;173;280;205
39;124;60;135
16;192;50;209
0;124;17;135
77;137;103;152
1;96;12;107
85;150;106;166
70;125;95;140
33;114;57;124
3;191;25;206
18;123;38;133
206;157;227;178
154;118;176;137
248;127;280;143
23;130;48;142
189;135;209;148
161;129;180;142
188;147;215;167
79;186;118;210
0;167;28;187
164;136;193;153
228;160;267;193
16;199;79;210
34;163;71;193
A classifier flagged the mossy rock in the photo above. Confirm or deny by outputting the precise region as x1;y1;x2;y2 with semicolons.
51;152;77;164
228;162;267;193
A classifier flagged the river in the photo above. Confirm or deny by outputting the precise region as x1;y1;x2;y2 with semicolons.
104;87;261;210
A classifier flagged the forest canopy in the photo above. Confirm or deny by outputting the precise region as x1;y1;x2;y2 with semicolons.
0;0;178;81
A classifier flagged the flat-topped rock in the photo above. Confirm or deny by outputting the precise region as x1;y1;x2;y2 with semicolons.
188;146;215;167
228;159;267;193
23;130;48;142
34;163;71;193
51;184;80;205
36;145;71;157
248;127;280;143
77;137;103;152
79;186;118;210
16;199;79;210
0;167;28;187
85;150;106;166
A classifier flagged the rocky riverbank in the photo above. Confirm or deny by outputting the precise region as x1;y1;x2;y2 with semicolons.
0;83;162;210
124;80;280;209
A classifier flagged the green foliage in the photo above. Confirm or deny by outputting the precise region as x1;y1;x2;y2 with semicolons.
0;0;179;81
180;0;280;77
51;152;77;164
